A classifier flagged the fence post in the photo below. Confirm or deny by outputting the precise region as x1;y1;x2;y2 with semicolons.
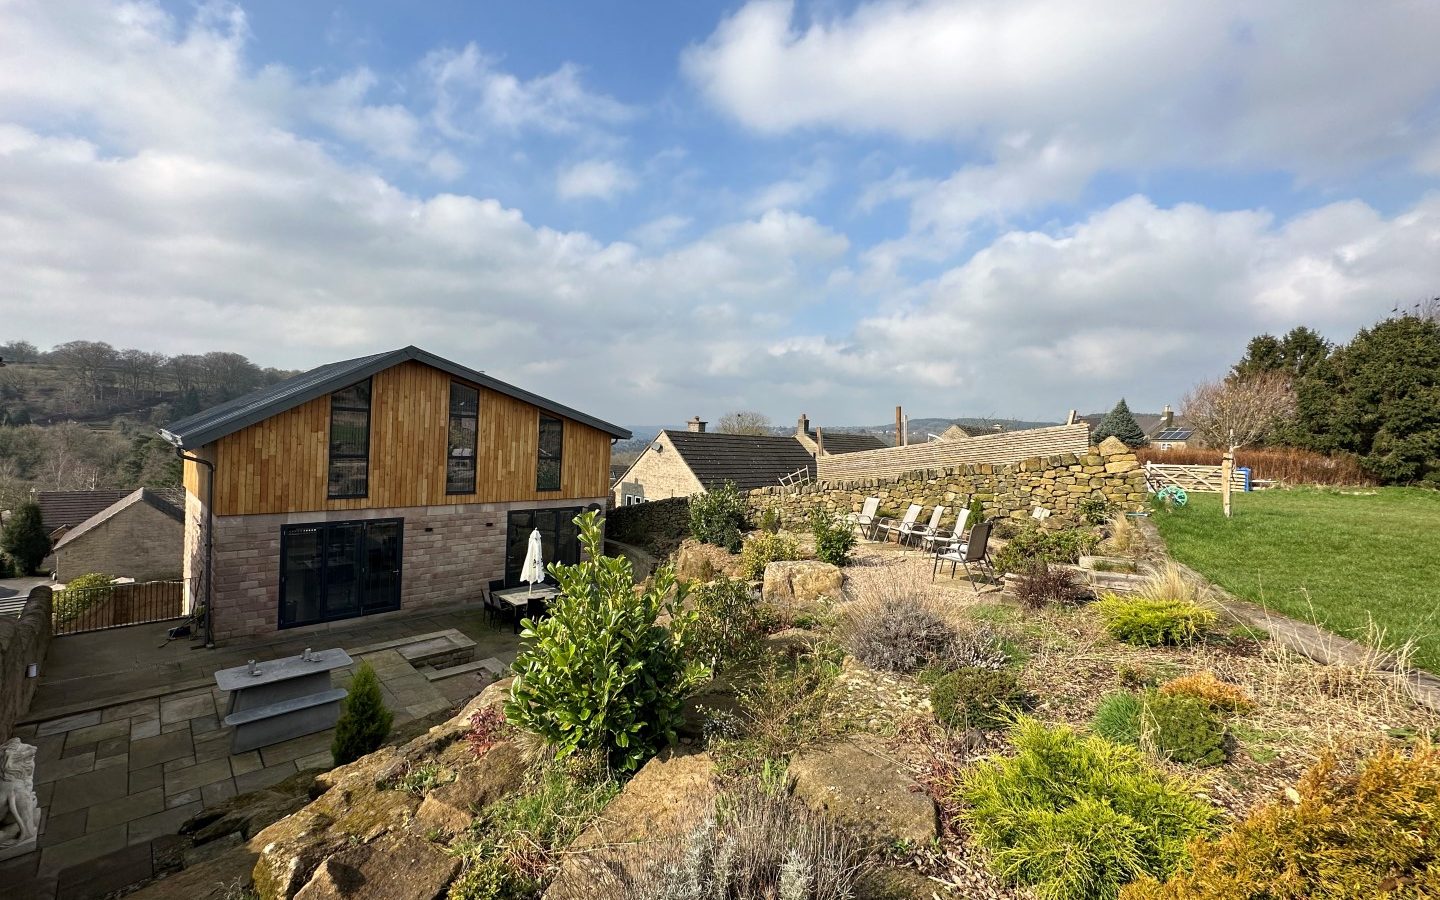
1221;451;1235;518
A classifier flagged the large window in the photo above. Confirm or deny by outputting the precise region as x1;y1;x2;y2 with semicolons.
537;414;563;491
504;508;581;587
328;379;371;499
279;518;401;628
447;382;479;494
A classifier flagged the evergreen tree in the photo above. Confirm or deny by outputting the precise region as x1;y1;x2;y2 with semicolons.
1092;399;1149;448
331;661;393;765
1232;326;1331;380
1;501;50;575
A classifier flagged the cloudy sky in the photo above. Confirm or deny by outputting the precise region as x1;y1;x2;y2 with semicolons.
3;1;1440;426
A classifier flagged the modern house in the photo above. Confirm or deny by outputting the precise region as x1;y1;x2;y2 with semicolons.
612;414;885;505
160;346;629;645
51;488;182;582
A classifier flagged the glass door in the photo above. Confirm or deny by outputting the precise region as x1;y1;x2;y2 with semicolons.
279;518;403;628
504;507;582;587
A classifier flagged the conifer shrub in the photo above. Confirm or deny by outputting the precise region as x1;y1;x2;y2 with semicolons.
331;661;393;765
0;501;50;575
930;667;1028;730
1158;672;1254;714
1095;594;1216;646
759;507;781;534
1121;744;1440;899
738;532;803;580
1091;692;1229;768
962;718;1216;900
689;481;748;552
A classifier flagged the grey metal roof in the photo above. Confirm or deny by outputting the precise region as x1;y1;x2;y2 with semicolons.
160;346;631;448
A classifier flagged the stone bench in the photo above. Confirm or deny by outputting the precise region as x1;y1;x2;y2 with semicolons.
215;649;352;754
223;688;348;753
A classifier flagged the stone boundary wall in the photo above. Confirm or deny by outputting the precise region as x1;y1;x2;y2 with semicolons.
0;586;52;742
605;495;691;556
752;437;1147;530
815;422;1090;481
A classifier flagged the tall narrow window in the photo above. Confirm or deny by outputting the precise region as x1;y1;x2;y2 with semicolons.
447;382;479;494
537;414;563;491
328;379;371;498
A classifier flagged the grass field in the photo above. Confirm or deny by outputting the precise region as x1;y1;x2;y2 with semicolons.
1152;487;1440;672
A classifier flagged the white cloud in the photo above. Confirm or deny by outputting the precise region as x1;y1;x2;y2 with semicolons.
628;214;692;248
747;162;832;213
555;159;637;200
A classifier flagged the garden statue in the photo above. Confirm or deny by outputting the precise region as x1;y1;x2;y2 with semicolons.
0;737;40;859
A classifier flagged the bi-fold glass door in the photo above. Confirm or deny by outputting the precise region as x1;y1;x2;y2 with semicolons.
504;507;582;587
279;518;402;628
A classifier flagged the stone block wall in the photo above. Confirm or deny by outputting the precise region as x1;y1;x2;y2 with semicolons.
0;587;51;742
750;438;1147;530
54;499;183;582
605;496;691;555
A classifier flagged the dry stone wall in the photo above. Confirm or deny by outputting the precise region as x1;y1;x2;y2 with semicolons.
0;587;51;742
751;437;1148;530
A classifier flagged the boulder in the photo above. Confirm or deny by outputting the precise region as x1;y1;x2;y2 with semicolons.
1097;436;1130;457
675;540;740;583
762;560;843;613
788;735;938;847
125;844;262;900
545;749;717;900
294;833;460;900
183;769;324;846
415;739;528;836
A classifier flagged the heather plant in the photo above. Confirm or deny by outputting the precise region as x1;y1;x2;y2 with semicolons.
506;512;709;772
737;532;803;580
1013;561;1088;609
962;718;1216;900
930;667;1029;730
843;599;1008;675
332;661;393;765
689;481;748;552
1095;594;1216;646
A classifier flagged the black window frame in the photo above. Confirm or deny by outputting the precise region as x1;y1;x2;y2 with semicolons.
446;381;479;495
327;378;372;499
537;414;564;492
277;517;403;629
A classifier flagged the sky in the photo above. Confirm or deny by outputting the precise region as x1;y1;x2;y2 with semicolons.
3;1;1440;427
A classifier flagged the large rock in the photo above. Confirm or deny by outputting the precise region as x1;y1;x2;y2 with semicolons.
295;832;460;900
762;560;843;612
415;739;528;835
788;735;938;847
125;844;262;900
545;749;716;900
674;540;740;583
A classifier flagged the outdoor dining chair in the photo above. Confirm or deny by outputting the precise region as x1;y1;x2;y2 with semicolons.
875;503;923;544
845;496;883;540
921;507;970;553
932;520;995;587
485;578;509;628
902;505;946;547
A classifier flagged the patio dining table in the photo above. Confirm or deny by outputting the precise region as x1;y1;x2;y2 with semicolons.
493;584;560;634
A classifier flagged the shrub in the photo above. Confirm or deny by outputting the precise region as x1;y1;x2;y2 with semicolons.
759;507;781;534
1092;692;1145;745
967;495;986;527
1;501;50;575
1078;495;1117;526
467;705;515;758
930;667;1028;730
729;650;849;761
332;661;393;765
689;481;748;552
1158;672;1253;714
1013;561;1088;609
1091;692;1228;768
810;511;856;567
844;600;1008;675
737;532;802;581
686;577;769;670
1121;744;1440;899
53;572;116;625
993;526;1100;575
1095;594;1216;646
506;511;710;772
616;780;869;900
962;718;1216;900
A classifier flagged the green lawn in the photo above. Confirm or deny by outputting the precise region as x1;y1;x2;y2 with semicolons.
1151;487;1440;672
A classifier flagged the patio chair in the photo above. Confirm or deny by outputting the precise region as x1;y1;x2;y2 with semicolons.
875;503;923;545
902;505;946;547
845;496;882;540
932;520;995;587
921;507;970;553
485;579;508;628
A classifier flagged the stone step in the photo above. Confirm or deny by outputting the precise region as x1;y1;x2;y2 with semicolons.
422;657;507;682
394;630;476;669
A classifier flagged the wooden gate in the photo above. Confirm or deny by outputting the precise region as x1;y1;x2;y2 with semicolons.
52;580;185;635
1145;462;1251;494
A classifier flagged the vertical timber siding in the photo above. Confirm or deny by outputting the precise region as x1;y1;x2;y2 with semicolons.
204;361;612;516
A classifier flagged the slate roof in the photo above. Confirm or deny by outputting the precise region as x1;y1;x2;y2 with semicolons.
36;490;132;534
160;345;631;448
663;431;816;491
805;430;887;454
54;488;182;550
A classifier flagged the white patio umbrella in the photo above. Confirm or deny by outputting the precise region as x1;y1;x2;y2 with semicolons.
520;528;545;597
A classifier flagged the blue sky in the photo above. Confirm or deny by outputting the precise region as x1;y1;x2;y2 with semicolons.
4;1;1440;426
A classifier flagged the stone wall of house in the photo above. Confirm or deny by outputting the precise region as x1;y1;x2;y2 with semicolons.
54;500;183;583
611;433;702;506
0;587;51;743
184;489;206;617
209;497;607;645
750;437;1147;530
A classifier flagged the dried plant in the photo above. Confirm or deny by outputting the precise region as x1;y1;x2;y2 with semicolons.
1181;371;1297;450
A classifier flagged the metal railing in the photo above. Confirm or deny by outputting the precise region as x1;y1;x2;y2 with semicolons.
52;580;185;636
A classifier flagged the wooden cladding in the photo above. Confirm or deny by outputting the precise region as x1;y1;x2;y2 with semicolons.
200;361;612;516
816;424;1091;482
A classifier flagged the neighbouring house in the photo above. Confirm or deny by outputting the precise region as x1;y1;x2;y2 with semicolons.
160;346;630;645
1076;404;1191;447
612;414;885;505
937;423;981;441
51;488;183;582
35;489;134;544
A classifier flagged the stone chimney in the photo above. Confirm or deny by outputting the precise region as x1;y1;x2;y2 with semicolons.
687;416;707;433
796;413;809;437
1161;404;1174;428
815;426;825;456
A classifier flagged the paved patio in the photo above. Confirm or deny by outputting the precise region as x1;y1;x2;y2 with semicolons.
2;604;521;899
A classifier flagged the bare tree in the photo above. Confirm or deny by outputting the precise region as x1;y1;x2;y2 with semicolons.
715;411;772;435
1182;371;1297;450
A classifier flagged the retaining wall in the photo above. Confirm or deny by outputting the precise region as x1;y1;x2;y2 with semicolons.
0;586;52;742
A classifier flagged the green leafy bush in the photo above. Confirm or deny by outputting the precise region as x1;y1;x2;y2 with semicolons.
1091;692;1228;768
962;718;1216;900
686;577;770;670
1122;744;1440;899
52;572;116;625
1095;594;1217;646
1078;495;1118;525
759;507;781;533
332;661;393;765
506;511;710;772
810;511;857;567
737;532;803;580
1;501;50;575
689;481;748;552
993;526;1101;575
930;667;1028;730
